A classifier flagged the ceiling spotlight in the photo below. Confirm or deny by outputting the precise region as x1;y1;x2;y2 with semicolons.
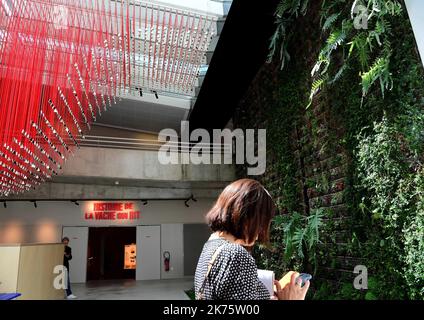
185;194;197;207
31;200;37;208
139;89;143;97
115;181;120;185
152;90;158;99
141;200;148;205
71;200;79;206
2;201;6;208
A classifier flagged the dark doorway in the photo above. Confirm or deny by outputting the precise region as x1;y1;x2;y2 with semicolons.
87;227;136;281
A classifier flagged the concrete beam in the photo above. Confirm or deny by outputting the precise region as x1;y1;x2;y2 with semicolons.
0;147;235;200
57;147;235;182
0;181;226;200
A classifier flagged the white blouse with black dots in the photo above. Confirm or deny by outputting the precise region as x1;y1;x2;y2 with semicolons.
194;237;270;300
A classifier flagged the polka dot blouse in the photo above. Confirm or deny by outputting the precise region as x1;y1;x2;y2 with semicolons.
194;237;270;300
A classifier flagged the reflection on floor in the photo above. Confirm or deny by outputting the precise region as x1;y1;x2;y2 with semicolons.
71;278;193;300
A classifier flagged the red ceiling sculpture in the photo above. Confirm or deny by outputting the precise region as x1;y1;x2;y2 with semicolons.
0;0;217;197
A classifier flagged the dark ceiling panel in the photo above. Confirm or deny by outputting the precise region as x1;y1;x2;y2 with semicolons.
188;0;280;131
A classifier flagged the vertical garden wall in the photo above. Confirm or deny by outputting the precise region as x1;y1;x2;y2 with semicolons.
233;0;423;300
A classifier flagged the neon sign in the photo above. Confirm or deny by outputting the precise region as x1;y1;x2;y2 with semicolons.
84;202;140;221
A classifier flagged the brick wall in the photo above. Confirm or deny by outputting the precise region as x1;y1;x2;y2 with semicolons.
300;92;361;286
233;59;361;291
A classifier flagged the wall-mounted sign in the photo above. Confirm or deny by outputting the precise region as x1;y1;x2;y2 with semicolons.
124;243;137;270
84;202;141;221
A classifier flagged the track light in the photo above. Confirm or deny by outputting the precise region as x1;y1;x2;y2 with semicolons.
31;200;37;208
2;201;6;208
71;200;79;206
152;90;158;99
139;89;143;97
184;194;197;207
141;200;148;205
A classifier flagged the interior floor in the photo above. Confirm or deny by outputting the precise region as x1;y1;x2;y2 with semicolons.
70;278;193;300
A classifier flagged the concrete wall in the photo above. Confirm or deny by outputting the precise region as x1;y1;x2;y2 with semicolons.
0;199;213;244
0;200;214;281
183;224;210;276
405;0;424;66
59;147;236;182
160;224;184;279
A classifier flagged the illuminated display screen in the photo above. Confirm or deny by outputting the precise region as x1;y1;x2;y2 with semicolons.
124;244;136;270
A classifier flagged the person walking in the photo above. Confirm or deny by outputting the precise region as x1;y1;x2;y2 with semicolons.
62;237;77;299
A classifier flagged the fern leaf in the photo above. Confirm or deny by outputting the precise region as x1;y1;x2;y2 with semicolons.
326;29;346;52
308;75;326;103
293;228;306;259
300;0;310;15
361;55;392;97
329;64;348;84
323;13;340;31
276;0;293;17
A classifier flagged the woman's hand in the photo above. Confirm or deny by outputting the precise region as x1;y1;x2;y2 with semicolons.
273;272;310;300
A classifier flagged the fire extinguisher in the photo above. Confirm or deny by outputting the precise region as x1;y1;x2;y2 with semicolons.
163;251;171;272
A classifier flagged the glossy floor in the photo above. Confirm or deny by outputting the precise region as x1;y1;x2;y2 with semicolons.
70;278;193;300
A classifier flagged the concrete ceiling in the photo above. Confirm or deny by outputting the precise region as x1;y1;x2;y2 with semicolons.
96;94;190;133
91;0;232;134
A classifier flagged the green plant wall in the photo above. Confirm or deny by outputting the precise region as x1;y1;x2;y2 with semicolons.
234;0;424;300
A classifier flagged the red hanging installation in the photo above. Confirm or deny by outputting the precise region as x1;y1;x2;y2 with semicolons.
0;0;217;197
0;0;130;196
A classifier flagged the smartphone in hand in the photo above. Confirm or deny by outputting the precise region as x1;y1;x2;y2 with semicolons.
296;273;312;287
278;271;312;289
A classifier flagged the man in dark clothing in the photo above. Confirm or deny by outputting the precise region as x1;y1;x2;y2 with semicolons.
62;237;77;299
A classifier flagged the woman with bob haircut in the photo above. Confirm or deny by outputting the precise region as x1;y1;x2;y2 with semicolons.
194;178;310;300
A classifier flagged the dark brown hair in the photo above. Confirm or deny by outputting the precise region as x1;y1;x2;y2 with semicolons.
206;179;276;244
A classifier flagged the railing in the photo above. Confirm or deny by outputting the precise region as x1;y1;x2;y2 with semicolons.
78;135;232;153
